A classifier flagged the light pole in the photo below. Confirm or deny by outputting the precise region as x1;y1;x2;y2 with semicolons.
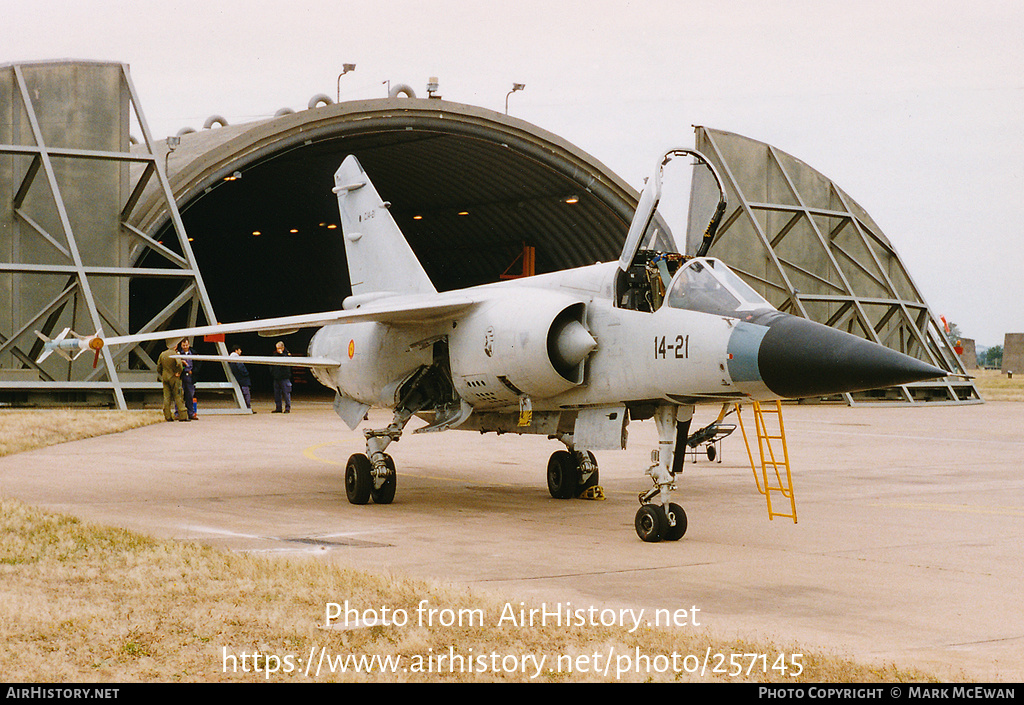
505;83;525;114
336;63;357;102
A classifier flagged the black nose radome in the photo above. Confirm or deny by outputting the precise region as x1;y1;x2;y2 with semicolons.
757;314;948;399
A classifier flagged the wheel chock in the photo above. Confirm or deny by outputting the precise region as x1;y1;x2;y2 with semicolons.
579;485;606;500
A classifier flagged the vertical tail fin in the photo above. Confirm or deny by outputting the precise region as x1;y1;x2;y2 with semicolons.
334;155;435;299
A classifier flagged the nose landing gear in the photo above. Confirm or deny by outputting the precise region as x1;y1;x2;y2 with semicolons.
635;404;692;542
634;502;687;542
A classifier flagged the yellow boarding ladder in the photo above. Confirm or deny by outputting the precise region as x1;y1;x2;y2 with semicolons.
736;401;797;523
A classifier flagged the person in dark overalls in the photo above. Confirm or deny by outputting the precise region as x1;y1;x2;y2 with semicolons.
178;338;198;420
271;341;292;413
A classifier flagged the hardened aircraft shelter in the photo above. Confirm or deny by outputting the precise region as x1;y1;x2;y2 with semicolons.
693;127;977;405
0;60;974;408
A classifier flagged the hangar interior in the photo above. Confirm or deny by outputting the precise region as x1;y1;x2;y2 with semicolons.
0;60;975;408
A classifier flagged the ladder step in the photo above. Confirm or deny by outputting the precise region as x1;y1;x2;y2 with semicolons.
738;401;797;524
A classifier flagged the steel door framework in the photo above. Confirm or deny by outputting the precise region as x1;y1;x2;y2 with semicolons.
0;61;244;409
695;127;977;404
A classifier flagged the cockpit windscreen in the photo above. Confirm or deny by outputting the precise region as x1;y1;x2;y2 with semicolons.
665;259;774;319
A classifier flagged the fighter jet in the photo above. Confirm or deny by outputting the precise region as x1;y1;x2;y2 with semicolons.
37;149;947;542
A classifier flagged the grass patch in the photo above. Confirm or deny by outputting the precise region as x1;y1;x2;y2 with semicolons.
973;369;1024;402
0;497;942;683
0;409;162;457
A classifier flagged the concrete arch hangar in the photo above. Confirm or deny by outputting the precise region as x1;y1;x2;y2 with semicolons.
130;98;638;353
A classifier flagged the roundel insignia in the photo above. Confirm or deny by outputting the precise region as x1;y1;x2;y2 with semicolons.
348;339;355;359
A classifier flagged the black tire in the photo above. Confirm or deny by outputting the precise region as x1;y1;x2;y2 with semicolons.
547;450;580;499
663;503;687;541
345;453;372;505
635;504;668;542
706;444;716;462
370;454;397;505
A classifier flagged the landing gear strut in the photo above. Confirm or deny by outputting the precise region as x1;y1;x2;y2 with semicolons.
344;346;466;506
635;404;692;542
345;411;408;505
343;405;466;507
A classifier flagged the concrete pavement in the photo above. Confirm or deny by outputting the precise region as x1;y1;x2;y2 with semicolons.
2;399;1022;681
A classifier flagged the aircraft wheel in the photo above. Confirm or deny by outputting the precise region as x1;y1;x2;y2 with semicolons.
706;444;716;462
635;504;668;542
345;453;372;505
578;451;600;491
371;454;397;505
663;503;687;541
547;450;580;499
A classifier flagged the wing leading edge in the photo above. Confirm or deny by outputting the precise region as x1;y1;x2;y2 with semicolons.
36;297;478;366
98;297;478;350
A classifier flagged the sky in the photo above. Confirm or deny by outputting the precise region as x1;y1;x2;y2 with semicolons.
5;0;1022;348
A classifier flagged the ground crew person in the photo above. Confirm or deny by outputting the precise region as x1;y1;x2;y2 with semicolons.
158;338;189;422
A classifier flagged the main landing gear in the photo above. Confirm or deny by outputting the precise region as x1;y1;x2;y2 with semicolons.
634;404;693;542
345;411;408;505
344;350;467;506
546;449;602;499
345;452;396;504
346;407;457;504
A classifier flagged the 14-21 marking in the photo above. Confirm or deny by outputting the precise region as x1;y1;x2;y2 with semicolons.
654;334;689;359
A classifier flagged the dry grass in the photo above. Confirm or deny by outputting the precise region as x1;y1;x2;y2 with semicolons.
973;369;1024;402
0;409;162;457
0;497;942;683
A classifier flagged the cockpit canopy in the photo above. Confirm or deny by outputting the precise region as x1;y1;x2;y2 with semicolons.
615;149;771;319
615;252;775;319
665;258;775;319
